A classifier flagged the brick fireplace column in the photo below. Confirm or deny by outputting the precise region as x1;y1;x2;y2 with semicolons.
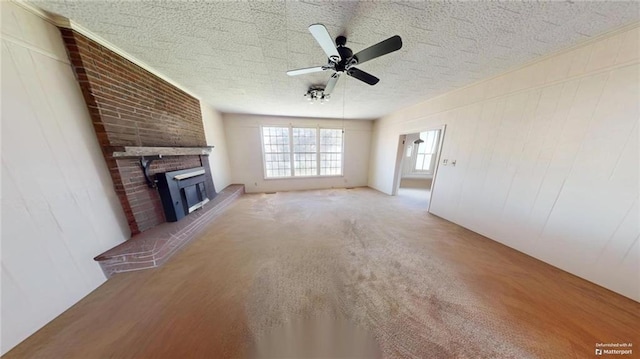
61;28;213;234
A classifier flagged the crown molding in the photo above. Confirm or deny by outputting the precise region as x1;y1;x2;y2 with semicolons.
64;19;201;100
9;0;201;101
10;0;64;26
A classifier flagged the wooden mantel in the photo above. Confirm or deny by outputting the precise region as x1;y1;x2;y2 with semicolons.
112;146;214;158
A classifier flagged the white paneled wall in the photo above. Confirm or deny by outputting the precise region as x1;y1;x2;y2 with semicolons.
224;114;372;194
201;102;232;192
1;2;129;354
369;25;640;301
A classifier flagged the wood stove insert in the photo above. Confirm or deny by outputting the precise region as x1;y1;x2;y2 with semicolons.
156;167;212;222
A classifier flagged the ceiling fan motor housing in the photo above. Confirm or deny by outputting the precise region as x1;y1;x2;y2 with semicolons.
335;42;354;72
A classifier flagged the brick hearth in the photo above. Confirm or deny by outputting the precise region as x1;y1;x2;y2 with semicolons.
95;185;244;277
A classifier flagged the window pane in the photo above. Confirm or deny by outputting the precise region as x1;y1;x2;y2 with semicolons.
422;154;433;171
262;126;291;178
320;153;342;176
320;129;342;152
294;153;317;176
415;154;425;170
292;128;317;176
293;127;317;152
422;132;433;153
320;129;343;176
418;130;439;155
413;130;440;172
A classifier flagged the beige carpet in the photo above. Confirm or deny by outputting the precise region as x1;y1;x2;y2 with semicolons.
7;188;639;358
241;189;537;358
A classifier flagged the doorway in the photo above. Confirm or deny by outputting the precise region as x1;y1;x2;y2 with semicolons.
392;126;445;210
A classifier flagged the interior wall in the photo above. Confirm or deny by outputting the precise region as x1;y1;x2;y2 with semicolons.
369;25;640;301
224;113;372;193
201;102;232;192
1;2;130;354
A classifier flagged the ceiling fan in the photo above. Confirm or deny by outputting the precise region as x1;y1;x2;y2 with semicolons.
286;24;402;95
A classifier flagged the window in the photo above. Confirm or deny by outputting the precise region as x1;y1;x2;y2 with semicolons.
320;129;343;176
262;126;343;178
293;127;317;176
414;130;440;172
262;127;291;178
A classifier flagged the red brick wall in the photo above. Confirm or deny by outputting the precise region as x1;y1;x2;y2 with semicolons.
116;156;204;233
61;28;208;234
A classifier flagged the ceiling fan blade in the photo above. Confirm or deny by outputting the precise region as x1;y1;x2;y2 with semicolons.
352;35;402;65
309;24;341;63
325;73;340;94
347;67;379;85
286;66;326;76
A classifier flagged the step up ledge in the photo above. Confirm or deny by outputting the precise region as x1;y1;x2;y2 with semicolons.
95;184;245;278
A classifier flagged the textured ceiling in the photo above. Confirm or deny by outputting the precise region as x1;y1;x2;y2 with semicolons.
32;1;639;120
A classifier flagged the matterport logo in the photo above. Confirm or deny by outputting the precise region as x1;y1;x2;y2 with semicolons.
595;342;633;356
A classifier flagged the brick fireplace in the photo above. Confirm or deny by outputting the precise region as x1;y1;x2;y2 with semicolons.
61;29;215;235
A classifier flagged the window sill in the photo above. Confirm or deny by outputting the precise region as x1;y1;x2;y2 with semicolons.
263;175;344;181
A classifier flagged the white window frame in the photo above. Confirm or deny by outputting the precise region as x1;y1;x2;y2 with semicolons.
260;125;344;179
292;126;318;177
408;130;440;176
261;126;292;179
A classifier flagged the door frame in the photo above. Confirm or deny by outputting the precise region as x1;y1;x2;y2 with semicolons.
391;125;447;213
427;125;446;213
391;134;407;196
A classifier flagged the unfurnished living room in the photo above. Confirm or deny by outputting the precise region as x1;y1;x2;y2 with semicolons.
1;0;639;358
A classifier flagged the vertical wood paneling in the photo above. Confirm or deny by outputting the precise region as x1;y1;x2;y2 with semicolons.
369;25;640;301
1;2;129;354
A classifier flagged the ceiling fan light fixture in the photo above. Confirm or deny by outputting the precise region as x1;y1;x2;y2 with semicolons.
305;87;327;104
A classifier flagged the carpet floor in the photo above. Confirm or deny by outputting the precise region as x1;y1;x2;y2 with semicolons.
6;188;639;358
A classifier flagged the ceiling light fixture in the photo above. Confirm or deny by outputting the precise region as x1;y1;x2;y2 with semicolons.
305;87;330;104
